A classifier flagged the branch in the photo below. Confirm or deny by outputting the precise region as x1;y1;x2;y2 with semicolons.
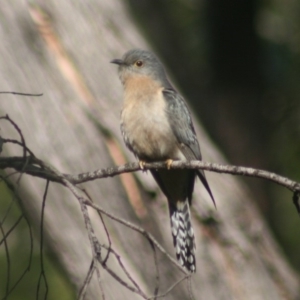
1;156;300;194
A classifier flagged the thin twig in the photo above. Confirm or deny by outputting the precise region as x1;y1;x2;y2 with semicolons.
95;263;105;300
0;115;28;160
187;276;195;300
84;200;187;274
0;116;36;186
36;180;50;300
81;188;112;265
0;215;23;247
0;221;10;299
1;138;35;156
28;161;149;299
147;275;190;300
0;91;43;96
0;176;34;298
148;239;160;298
99;244;148;298
77;260;96;300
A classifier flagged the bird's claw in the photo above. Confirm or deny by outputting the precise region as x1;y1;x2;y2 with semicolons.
166;159;173;170
139;160;146;170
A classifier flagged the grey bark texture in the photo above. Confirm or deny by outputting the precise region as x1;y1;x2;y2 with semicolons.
0;1;299;299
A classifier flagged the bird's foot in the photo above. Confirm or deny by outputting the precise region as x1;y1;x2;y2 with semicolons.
165;159;173;170
139;160;146;170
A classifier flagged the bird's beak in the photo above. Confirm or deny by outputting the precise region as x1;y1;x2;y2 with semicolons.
110;58;124;65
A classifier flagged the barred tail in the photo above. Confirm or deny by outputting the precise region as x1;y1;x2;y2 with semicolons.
170;200;196;272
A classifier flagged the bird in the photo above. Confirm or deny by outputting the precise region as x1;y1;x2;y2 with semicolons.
111;49;215;273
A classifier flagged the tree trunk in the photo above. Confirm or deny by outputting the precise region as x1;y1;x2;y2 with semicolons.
0;1;299;299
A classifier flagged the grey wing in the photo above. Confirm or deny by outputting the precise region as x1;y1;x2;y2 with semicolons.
163;88;216;207
162;88;201;160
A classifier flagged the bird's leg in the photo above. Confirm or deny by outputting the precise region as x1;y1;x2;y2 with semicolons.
165;159;173;170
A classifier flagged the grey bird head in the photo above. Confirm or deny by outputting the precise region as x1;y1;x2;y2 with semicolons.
111;49;171;87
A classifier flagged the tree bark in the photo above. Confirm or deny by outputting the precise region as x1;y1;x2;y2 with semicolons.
0;1;299;299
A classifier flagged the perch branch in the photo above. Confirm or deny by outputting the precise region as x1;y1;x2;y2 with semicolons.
1;156;300;194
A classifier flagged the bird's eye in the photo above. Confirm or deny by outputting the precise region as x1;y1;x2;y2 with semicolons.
135;60;143;67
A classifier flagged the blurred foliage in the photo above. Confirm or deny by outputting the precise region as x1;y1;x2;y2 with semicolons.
0;181;75;299
126;0;300;273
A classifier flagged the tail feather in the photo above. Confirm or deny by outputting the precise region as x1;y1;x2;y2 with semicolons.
170;200;196;272
196;169;216;208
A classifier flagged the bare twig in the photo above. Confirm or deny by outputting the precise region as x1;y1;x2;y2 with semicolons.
0;215;23;247
38;162;149;298
99;244;148;298
95;263;105;300
0;91;43;96
0;115;28;160
1;138;35;156
81;188;112;265
147;275;190;300
78;260;96;300
149;239;160;298
0;176;34;299
36;180;50;300
84;200;188;274
0;220;10;299
187;276;195;300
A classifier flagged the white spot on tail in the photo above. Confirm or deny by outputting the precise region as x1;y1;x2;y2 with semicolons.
170;200;196;272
